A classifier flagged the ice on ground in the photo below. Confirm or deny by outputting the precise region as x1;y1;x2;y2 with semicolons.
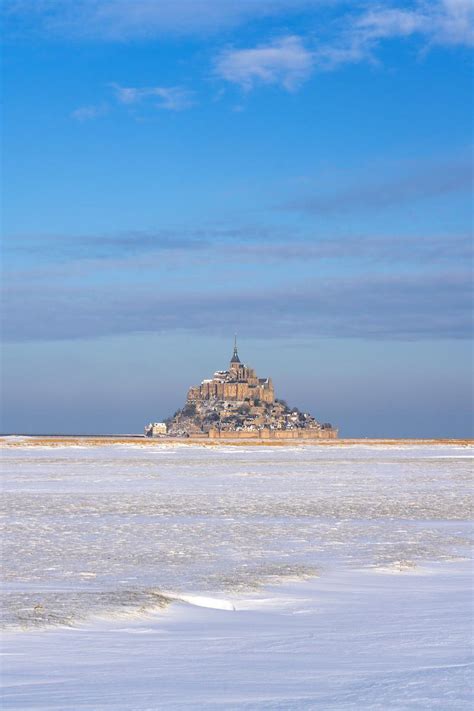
0;444;472;629
0;443;472;709
1;564;472;710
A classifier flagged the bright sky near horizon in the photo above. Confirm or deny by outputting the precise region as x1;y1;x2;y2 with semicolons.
2;0;473;437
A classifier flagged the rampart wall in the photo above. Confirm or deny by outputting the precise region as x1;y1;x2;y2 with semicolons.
208;428;338;440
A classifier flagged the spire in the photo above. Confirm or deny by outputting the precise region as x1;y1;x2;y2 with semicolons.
230;333;241;364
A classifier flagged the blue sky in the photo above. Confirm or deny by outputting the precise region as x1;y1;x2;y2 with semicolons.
2;0;473;436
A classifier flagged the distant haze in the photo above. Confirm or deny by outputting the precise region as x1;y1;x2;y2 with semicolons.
2;335;472;438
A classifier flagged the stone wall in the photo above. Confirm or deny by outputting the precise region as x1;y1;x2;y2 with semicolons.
208;427;338;440
187;380;274;404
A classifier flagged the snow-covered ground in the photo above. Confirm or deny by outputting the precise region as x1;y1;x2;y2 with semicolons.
1;443;472;709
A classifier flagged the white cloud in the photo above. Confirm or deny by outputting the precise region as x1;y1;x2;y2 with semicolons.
215;36;314;91
354;0;474;48
4;0;473;50
355;7;428;41
311;1;474;72
111;84;195;111
213;2;473;91
430;0;474;46
3;0;328;39
70;85;195;123
71;104;108;121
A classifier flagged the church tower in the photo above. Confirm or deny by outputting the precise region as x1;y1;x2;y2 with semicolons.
230;335;241;373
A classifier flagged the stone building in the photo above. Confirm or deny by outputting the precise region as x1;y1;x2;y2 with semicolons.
187;338;274;405
144;422;167;437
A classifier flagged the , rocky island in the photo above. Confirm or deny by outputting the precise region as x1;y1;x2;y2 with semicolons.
147;340;337;440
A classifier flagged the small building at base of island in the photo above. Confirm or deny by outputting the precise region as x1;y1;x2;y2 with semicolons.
155;339;337;440
145;422;167;437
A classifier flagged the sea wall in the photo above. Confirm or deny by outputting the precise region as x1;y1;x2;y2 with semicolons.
208;428;338;440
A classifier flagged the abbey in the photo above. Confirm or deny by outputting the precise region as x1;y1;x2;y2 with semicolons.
159;339;338;440
187;339;275;405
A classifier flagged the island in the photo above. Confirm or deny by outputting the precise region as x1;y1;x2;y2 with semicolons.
146;339;337;440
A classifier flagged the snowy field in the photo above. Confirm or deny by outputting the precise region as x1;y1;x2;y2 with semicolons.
1;443;472;709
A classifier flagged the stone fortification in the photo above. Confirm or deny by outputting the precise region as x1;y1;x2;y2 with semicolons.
208;428;338;440
187;354;274;405
163;340;337;439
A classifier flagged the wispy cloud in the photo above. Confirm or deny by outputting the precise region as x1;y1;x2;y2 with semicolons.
6;1;473;106
71;84;195;122
6;230;210;263
355;0;474;48
4;216;471;342
284;156;473;214
5;1;472;50
111;83;195;111
2;0;326;39
315;0;474;71
3;270;471;342
231;234;473;266
215;36;314;90
71;104;108;121
214;2;474;90
6;228;471;268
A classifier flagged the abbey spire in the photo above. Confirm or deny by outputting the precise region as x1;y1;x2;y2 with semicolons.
230;334;241;365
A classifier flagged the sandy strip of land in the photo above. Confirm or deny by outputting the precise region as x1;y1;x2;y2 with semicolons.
1;435;472;448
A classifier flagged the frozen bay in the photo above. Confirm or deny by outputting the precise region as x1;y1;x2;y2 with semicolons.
1;442;472;708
